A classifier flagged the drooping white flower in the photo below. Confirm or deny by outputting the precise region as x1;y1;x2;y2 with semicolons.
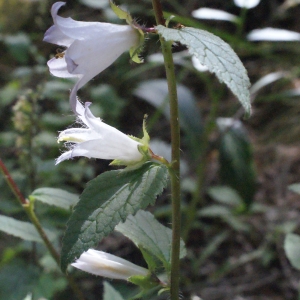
234;0;260;9
71;249;149;280
56;100;150;167
247;27;300;41
44;2;141;113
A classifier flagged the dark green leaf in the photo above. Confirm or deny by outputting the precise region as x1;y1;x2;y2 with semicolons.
218;118;256;211
61;163;169;272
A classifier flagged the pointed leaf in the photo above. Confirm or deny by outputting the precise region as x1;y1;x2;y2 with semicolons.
0;215;56;242
103;282;125;300
61;163;169;272
115;210;186;272
29;188;79;210
156;25;251;115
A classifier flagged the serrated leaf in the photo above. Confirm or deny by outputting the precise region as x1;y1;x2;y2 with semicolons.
156;25;251;115
29;188;79;210
103;282;125;300
0;215;56;243
115;210;186;272
284;233;300;270
61;163;169;272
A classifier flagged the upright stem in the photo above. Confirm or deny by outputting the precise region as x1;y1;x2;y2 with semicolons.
0;158;85;300
152;2;181;299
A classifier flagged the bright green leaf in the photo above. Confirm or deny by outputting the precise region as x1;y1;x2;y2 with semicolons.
0;215;56;243
284;233;300;270
61;163;169;272
115;210;186;272
156;25;251;116
29;188;79;210
103;282;125;300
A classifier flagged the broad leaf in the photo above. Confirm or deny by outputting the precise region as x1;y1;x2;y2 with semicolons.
0;215;56;242
61;163;169;272
284;233;300;270
115;210;186;272
103;282;125;300
29;188;79;210
156;25;251;116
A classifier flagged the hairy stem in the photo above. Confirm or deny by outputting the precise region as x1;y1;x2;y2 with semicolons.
152;1;181;299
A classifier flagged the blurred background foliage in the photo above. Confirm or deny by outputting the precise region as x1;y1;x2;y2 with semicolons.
1;0;300;299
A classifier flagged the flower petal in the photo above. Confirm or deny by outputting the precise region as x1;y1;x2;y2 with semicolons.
58;128;99;143
192;8;238;22
47;56;79;78
68;139;142;162
71;249;148;280
51;2;136;41
43;24;74;47
234;0;260;9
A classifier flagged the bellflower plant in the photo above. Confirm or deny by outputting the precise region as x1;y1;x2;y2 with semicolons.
43;2;143;113
56;100;151;168
71;249;149;280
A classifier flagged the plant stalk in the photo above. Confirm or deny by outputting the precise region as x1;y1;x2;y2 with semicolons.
0;158;85;300
152;1;181;299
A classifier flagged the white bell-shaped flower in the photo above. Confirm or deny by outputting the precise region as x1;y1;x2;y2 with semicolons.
56;100;149;167
72;249;149;280
44;2;140;113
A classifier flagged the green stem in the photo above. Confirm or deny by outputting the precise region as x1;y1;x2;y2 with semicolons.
0;158;85;300
152;2;181;299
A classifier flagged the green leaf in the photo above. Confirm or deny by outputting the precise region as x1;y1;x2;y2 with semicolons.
0;215;56;243
217;118;256;211
134;79;203;160
284;233;300;270
115;210;186;272
61;163;169;272
29;188;79;210
156;25;251;116
103;282;125;300
207;186;244;207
